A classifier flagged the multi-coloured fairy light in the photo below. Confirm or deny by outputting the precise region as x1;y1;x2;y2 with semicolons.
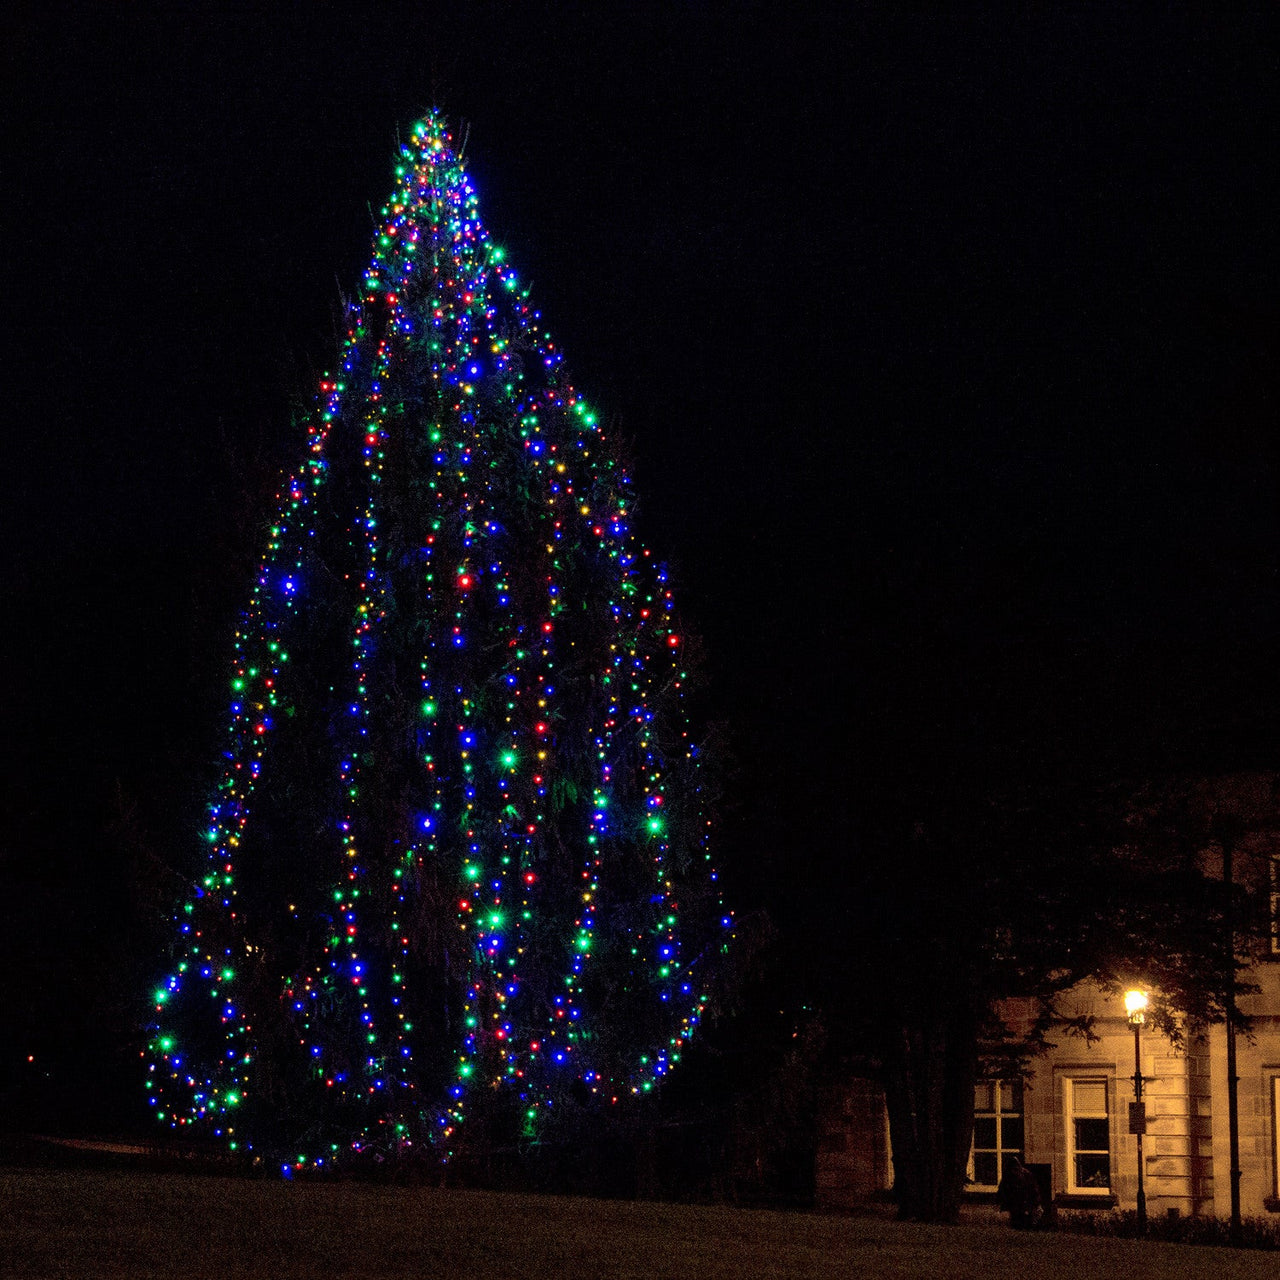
147;113;731;1169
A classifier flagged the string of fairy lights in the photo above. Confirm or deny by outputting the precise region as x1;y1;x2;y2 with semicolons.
147;113;731;1169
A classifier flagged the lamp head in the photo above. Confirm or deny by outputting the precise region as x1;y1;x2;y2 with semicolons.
1124;988;1149;1025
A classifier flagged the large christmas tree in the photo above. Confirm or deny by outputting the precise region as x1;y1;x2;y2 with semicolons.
147;114;730;1170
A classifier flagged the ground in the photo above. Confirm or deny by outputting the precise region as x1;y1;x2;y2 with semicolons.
2;1169;1278;1279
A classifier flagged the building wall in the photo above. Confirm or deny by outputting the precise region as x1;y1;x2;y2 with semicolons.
1206;964;1280;1216
990;774;1280;1220
814;1076;891;1207
1007;964;1280;1220
816;973;1280;1218
1010;983;1210;1217
816;773;1280;1217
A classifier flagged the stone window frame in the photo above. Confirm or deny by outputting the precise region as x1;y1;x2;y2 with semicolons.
1063;1073;1114;1197
968;1079;1024;1191
1268;1070;1280;1211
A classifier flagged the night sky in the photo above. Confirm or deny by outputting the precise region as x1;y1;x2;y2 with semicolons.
3;4;1278;1122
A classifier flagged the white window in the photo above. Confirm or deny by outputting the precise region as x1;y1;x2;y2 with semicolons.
970;1080;1023;1190
1272;1075;1280;1196
1066;1077;1111;1193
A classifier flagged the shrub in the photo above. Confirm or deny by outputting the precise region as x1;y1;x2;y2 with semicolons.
1060;1208;1280;1250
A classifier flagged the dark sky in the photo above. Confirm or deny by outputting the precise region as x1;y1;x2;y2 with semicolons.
3;3;1278;1106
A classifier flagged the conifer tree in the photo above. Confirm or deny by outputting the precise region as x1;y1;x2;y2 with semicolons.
147;114;730;1170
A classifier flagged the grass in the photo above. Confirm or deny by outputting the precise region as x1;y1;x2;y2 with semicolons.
4;1169;1280;1279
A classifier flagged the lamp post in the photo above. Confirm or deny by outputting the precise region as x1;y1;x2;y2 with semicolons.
1124;989;1149;1233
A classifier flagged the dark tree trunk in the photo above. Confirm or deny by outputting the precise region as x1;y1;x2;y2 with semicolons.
881;1005;980;1222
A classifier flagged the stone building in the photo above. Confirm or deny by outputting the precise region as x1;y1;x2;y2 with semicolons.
817;773;1280;1219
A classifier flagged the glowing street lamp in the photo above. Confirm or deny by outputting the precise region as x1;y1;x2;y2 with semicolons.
1124;988;1149;1233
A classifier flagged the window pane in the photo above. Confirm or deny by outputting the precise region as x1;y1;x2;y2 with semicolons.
1073;1081;1107;1114
1076;1117;1109;1151
974;1082;994;1112
973;1152;998;1186
1076;1153;1110;1187
973;1117;997;1149
1004;1080;1023;1110
1001;1116;1024;1150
